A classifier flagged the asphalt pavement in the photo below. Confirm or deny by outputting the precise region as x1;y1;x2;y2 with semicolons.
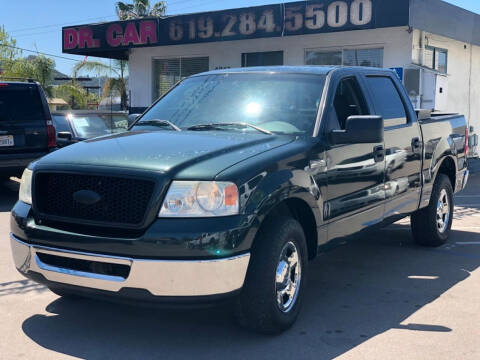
1;174;479;360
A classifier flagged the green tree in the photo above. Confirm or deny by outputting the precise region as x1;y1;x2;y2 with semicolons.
116;0;166;20
31;56;55;93
0;29;56;97
0;26;21;62
0;27;22;75
73;60;128;110
3;55;55;96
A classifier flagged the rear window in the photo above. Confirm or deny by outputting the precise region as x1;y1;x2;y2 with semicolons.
0;86;45;122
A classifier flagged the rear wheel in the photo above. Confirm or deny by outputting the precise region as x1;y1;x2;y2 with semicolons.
235;216;307;334
411;174;454;247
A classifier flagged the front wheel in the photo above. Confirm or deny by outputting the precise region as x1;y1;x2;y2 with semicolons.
411;174;454;247
234;216;308;334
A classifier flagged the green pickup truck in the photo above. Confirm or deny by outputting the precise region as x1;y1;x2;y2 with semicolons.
10;66;469;333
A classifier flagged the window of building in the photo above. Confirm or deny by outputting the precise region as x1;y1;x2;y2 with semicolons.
436;49;448;73
152;57;209;101
305;51;342;66
306;48;384;68
343;49;384;67
365;76;408;126
241;51;284;67
425;46;448;73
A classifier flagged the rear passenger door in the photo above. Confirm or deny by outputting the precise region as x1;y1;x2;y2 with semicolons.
363;74;422;218
324;74;386;240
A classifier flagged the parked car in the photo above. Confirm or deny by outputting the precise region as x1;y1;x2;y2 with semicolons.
52;111;129;147
10;67;469;334
0;79;56;180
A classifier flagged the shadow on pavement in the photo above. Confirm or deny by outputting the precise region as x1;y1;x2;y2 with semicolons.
0;279;47;296
0;179;19;212
21;224;480;360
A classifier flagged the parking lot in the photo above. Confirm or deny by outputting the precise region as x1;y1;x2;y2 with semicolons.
1;173;479;360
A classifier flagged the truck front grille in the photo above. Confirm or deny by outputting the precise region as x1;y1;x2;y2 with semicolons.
34;172;155;226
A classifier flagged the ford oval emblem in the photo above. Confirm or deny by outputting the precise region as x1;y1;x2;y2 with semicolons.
73;190;102;205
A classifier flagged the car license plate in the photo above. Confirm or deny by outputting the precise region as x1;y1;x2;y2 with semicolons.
0;135;14;147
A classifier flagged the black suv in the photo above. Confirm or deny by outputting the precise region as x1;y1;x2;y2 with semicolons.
0;79;56;180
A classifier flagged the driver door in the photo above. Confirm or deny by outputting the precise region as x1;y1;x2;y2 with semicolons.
324;74;386;240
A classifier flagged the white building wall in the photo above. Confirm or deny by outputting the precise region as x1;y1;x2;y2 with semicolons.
128;26;413;109
412;30;480;154
471;45;480;137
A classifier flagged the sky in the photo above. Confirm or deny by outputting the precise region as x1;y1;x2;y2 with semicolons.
2;0;480;75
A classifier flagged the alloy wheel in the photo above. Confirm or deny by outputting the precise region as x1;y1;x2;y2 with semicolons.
275;241;302;313
436;189;450;233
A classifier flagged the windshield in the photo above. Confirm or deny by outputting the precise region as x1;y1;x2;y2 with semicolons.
133;73;326;135
69;114;129;138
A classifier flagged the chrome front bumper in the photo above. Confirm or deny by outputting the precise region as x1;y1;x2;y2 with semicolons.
10;234;250;297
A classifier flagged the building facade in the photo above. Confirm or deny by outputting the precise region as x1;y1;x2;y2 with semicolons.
63;0;480;153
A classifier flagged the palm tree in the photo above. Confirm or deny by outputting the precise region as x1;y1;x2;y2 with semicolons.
73;60;128;110
53;83;100;110
72;1;167;109
116;0;166;20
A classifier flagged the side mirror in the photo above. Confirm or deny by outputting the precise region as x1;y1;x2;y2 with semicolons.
330;115;384;145
57;131;72;140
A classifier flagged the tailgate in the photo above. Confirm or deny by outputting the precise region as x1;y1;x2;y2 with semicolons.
0;84;48;154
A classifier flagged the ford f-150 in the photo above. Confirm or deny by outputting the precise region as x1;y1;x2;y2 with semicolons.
10;66;469;333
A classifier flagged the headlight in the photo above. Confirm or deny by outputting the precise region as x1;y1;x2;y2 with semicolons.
19;168;33;205
159;181;238;217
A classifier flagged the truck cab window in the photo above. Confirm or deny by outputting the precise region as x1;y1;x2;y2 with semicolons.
366;76;408;126
332;77;368;129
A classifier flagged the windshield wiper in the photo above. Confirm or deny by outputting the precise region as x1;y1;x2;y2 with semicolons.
135;119;181;131
187;122;272;135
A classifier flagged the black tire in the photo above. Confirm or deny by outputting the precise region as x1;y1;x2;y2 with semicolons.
411;174;454;247
48;286;80;299
235;216;308;334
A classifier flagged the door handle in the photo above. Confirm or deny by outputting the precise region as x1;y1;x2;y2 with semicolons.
373;145;385;163
412;137;421;152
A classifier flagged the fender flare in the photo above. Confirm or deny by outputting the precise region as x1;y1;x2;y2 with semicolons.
239;169;324;254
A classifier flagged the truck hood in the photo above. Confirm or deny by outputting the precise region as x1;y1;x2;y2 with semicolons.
36;130;295;179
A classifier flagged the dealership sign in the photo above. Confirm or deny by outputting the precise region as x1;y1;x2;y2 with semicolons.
63;0;409;57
